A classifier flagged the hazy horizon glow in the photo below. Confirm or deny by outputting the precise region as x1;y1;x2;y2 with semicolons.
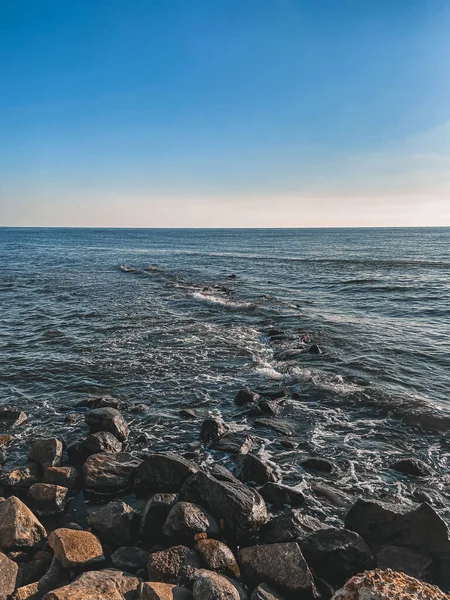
1;0;449;227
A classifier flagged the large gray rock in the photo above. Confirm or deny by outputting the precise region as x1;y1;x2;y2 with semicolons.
211;433;255;454
85;408;129;442
147;546;202;585
258;510;325;545
192;570;246;600
162;502;219;543
28;439;63;469
88;501;136;547
42;569;140;600
0;552;19;600
195;538;240;577
83;452;140;494
0;496;46;550
48;528;104;569
389;458;433;477
135;453;198;495
181;471;267;543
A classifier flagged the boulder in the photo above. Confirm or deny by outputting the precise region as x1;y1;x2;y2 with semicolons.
140;493;178;539
27;484;68;516
389;458;433;477
85;408;129;442
43;467;78;489
48;528;104;569
0;496;46;549
192;570;245;600
234;389;260;407
259;483;305;507
258;510;325;545
195;538;240;577
162;502;219;543
5;463;41;489
0;409;27;429
208;464;240;483
376;545;434;580
300;457;336;473
200;418;228;444
147;545;202;585
258;399;283;417
211;433;256;454
251;584;287;600
0;551;19;600
140;582;192;600
181;471;267;543
82;431;123;455
42;569;140;600
239;542;316;600
16;557;48;587
111;547;149;573
134;453;197;495
83;452;140;494
76;396;128;410
88;501;136;547
310;483;353;508
236;454;275;485
28;439;63;469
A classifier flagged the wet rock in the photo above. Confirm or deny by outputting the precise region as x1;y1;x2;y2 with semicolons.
135;453;198;495
250;584;287;600
48;528;104;569
208;464;240;483
140;493;178;539
258;400;283;417
236;454;276;485
5;463;41;489
200;418;229;444
300;457;336;473
254;419;293;437
179;409;196;419
258;510;326;545
299;527;375;588
85;407;129;442
43;467;78;489
0;551;19;599
42;569;140;600
192;569;245;600
0;496;46;550
258;388;289;401
307;344;322;354
76;395;128;410
310;483;353;508
82;431;123;455
83;452;140;494
280;439;297;449
0;409;27;429
27;483;68;516
88;500;136;547
0;434;13;447
28;439;63;469
162;501;220;543
259;482;305;507
181;471;267;543
111;546;149;572
211;432;256;454
234;389;260;407
195;538;240;577
376;545;434;580
140;582;192;600
239;542;316;600
389;458;433;477
147;545;202;585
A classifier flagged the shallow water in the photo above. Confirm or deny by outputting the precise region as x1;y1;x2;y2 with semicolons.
1;227;450;521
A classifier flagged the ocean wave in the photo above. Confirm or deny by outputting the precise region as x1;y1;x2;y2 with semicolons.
192;291;256;311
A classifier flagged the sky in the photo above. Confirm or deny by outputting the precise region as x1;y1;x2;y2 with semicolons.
1;0;449;227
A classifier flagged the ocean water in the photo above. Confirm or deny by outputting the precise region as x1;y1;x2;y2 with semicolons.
1;227;450;519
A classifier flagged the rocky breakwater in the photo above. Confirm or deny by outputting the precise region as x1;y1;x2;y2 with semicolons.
0;400;448;599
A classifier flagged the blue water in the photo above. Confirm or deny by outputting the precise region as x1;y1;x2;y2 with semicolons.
1;227;450;518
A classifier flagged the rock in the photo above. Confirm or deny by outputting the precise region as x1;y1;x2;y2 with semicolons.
389;458;433;477
82;431;123;455
234;389;260;407
236;454;275;485
43;467;78;489
254;419;293;437
83;452;140;494
5;463;41;489
85;407;129;442
181;471;267;543
42;569;140;600
259;483;305;507
250;584;287;600
0;409;27;429
300;457;336;473
192;569;244;600
200;418;228;444
258;388;289;401
344;498;409;548
179;409;196;419
134;453;198;495
280;439;297;449
208;464;240;483
88;501;136;547
211;433;256;454
195;538;240;577
17;557;48;587
162;502;220;543
239;542;316;600
35;558;68;597
376;545;434;580
27;484;68;516
331;568;448;600
311;483;353;508
0;434;13;447
140;582;192;600
111;547;149;572
76;395;128;410
140;493;178;539
299;527;375;588
0;551;19;600
28;439;63;469
258;510;326;545
258;400;283;417
307;345;322;354
147;545;202;585
48;528;104;569
11;582;39;600
0;496;46;549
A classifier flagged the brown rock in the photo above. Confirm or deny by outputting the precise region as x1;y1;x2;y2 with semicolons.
147;545;202;585
85;407;129;442
42;569;140;600
88;501;135;546
11;582;39;600
192;570;245;600
0;496;46;550
82;452;140;494
141;582;192;600
5;464;41;489
28;439;63;469
0;435;13;447
48;528;104;569
0;551;19;600
43;467;78;489
195;538;240;577
162;502;219;543
27;484;68;516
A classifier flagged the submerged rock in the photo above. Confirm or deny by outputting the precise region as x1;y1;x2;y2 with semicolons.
254;419;294;437
42;569;140;600
88;501;136;547
76;396;128;410
162;501;220;543
389;458;433;477
27;483;68;516
83;452;140;494
307;344;322;354
85;407;129;442
28;439;63;469
236;454;276;485
48;528;104;569
135;452;198;495
259;482;305;507
200;418;229;444
147;545;202;585
300;457;336;473
0;496;46;550
234;389;260;407
195;538;240;577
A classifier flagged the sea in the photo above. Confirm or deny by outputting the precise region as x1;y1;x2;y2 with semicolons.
1;227;450;521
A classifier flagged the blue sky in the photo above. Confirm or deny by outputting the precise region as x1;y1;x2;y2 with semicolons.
1;0;449;226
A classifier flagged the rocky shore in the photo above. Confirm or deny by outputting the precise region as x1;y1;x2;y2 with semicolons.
0;393;449;600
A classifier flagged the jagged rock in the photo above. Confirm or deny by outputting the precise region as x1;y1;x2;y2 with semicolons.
162;502;219;543
195;538;240;577
200;418;228;444
48;528;104;569
236;454;275;485
300;457;336;473
88;501;136;547
5;463;41;489
239;542;316;600
299;527;376;587
181;471;267;543
0;409;27;429
258;510;325;544
82;431;123;455
83;452;140;494
376;545;434;580
389;458;433;477
85;407;129;442
307;344;322;354
42;569;140;600
140;581;192;600
0;551;19;600
140;494;178;539
76;396;128;410
259;483;305;507
134;453;197;495
211;433;255;454
147;545;202;585
251;584;287;600
234;389;260;407
28;439;63;469
192;570;245;600
111;546;149;572
43;467;78;489
27;484;68;516
0;496;46;549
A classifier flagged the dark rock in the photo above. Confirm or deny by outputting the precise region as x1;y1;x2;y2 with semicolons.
200;418;229;444
83;452;140;494
181;471;267;543
28;439;63;469
0;551;19;599
280;439;297;449
135;452;198;495
299;527;375;588
211;432;256;454
82;431;123;455
234;389;260;407
33;557;68;597
259;482;305;507
192;569;245;600
239;542;316;600
0;409;27;429
140;493;178;539
66;441;89;469
344;498;408;548
48;528;104;569
376;544;434;580
16;557;48;587
310;482;353;508
111;546;149;572
0;496;46;550
88;500;136;546
236;454;276;485
141;581;192;600
4;463;41;489
307;344;322;354
226;274;237;279
42;568;140;600
27;483;68;516
85;407;129;442
195;538;240;577
251;584;287;600
254;419;293;437
300;457;336;473
43;466;78;489
258;400;283;417
258;388;289;401
75;395;128;410
179;409;196;419
258;510;326;545
147;545;203;585
162;501;220;543
389;458;433;477
208;464;240;483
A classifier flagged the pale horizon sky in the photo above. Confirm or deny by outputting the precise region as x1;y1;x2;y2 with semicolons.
1;0;449;227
